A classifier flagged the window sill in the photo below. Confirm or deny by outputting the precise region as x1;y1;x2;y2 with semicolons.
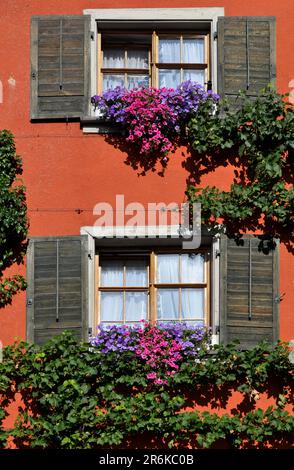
81;116;123;134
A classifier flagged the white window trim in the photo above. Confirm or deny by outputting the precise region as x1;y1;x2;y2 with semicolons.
83;7;224;130
81;225;220;343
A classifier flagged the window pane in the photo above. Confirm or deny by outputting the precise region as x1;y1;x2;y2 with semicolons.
127;75;149;89
157;254;179;283
126;292;148;322
181;288;204;320
181;254;204;283
183;69;205;86
100;260;124;286
183;38;204;63
103;49;124;68
101;292;123;322
159;38;180;63
157;289;179;320
158;69;181;88
125;259;148;286
103;74;124;90
127;50;149;69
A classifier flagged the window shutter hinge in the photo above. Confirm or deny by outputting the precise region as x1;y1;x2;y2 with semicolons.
213;32;218;40
215;249;220;258
205;80;212;91
31;72;37;80
274;293;285;303
90;31;95;41
88;327;93;336
27;298;33;307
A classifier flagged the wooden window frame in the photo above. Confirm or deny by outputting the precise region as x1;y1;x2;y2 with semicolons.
97;30;210;93
154;33;209;87
96;254;149;324
95;249;210;326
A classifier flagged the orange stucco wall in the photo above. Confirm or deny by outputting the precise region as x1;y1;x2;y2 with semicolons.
0;0;293;349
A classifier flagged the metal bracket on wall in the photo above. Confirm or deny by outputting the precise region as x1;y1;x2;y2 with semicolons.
274;293;285;303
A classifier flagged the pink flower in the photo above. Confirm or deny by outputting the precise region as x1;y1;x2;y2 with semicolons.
147;372;157;380
154;378;168;385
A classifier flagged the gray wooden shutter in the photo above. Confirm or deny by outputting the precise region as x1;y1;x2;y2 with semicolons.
220;235;279;349
218;17;276;101
26;236;88;345
30;15;91;119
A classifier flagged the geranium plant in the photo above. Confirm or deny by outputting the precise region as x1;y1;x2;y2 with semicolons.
91;81;219;157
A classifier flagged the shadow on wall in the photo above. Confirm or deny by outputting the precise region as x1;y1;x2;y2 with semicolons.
100;132;294;255
182;142;294;255
104;133;172;177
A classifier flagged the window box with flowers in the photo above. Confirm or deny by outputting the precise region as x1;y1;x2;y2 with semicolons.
90;81;219;158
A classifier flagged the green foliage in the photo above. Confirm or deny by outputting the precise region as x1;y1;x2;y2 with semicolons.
0;130;28;306
0;332;293;449
187;88;294;237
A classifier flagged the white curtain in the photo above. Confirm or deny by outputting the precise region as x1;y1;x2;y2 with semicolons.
101;292;123;322
159;38;204;64
127;75;149;89
100;259;148;323
183;69;205;86
181;288;204;320
127;50;148;69
103;74;124;91
126;292;147;321
183;38;204;63
157;289;179;320
157;254;204;283
125;260;147;286
100;292;147;323
181;254;204;283
100;260;124;286
159;39;180;63
157;254;179;283
158;69;181;88
103;49;124;68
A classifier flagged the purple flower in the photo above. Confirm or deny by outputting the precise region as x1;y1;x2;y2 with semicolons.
90;321;210;360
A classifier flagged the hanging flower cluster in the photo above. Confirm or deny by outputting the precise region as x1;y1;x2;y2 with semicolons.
135;324;183;385
91;81;219;157
90;322;210;384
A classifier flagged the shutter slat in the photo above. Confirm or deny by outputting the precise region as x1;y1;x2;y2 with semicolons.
220;235;279;349
26;236;88;345
34;328;83;345
218;16;276;103
38;96;85;113
31;15;91;119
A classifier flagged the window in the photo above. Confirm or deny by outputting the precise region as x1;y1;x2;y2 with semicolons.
100;33;151;90
98;30;209;92
96;250;209;326
157;34;207;88
30;10;276;120
98;255;149;324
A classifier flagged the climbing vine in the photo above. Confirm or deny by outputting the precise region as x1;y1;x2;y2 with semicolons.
0;130;28;307
186;88;294;238
0;332;293;449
